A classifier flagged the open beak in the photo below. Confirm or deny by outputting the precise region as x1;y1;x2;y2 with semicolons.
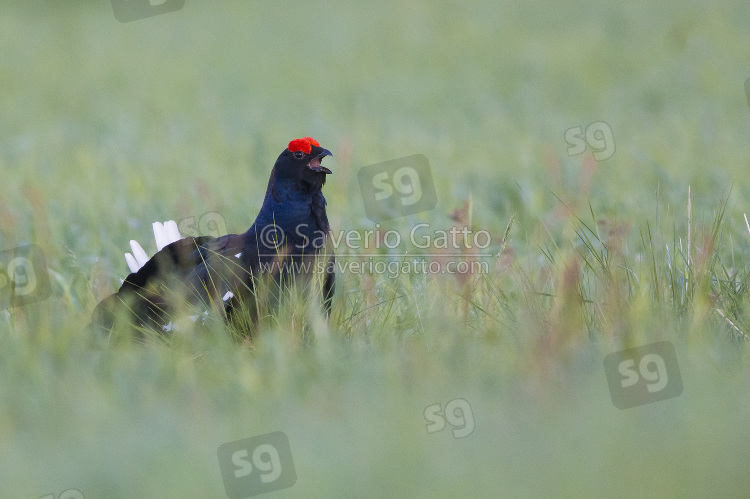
307;148;333;174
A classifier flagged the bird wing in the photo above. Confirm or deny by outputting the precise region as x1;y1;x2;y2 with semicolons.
311;191;330;233
183;232;250;304
91;235;214;332
117;236;215;295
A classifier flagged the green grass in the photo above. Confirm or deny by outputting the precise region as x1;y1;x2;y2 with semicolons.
3;0;750;497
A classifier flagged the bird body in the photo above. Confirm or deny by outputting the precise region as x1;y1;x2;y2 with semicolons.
91;137;335;337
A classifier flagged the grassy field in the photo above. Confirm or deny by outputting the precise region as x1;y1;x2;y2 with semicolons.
3;0;750;497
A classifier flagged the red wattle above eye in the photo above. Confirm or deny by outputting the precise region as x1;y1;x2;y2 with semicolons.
288;138;312;154
288;136;322;154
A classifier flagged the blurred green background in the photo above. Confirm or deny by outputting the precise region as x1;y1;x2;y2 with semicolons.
2;0;750;497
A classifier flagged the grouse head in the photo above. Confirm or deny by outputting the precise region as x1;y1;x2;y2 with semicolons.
271;137;333;191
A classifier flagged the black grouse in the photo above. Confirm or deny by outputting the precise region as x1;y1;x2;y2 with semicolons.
91;137;335;336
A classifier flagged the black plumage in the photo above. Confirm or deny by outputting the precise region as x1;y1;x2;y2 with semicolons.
90;137;335;337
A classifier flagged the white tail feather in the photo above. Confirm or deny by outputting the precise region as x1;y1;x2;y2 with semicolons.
165;220;181;243
130;240;149;267
153;222;170;251
125;253;140;273
124;220;184;274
